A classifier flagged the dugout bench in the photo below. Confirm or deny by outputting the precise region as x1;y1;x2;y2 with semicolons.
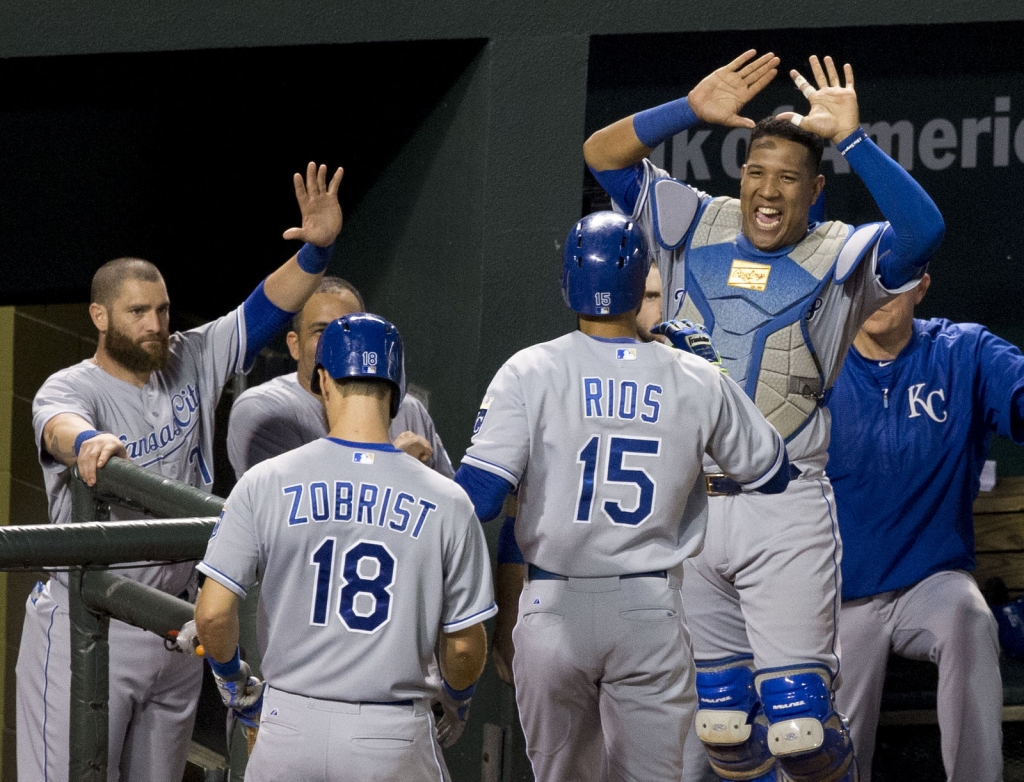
878;475;1024;725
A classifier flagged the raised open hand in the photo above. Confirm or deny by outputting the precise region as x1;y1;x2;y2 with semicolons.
776;56;860;144
282;162;344;248
688;50;780;129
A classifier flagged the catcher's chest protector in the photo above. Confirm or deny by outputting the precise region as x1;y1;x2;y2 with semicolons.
676;198;850;441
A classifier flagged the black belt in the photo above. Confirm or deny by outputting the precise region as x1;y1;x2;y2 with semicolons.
527;564;666;581
705;464;801;496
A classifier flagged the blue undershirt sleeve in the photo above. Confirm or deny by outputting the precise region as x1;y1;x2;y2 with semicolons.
589;164;645;215
496;515;524;565
241;281;294;369
589;96;701;216
454;464;515;523
839;129;944;289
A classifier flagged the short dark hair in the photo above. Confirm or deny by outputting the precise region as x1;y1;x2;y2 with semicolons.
91;257;163;306
291;276;366;332
749;117;825;174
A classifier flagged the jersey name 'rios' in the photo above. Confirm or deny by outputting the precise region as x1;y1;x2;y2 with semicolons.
281;478;438;540
582;377;662;422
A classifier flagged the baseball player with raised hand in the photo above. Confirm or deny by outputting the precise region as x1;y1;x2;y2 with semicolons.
227;275;454;480
195;313;496;782
827;273;1024;782
454;212;791;782
584;51;944;782
18;161;343;782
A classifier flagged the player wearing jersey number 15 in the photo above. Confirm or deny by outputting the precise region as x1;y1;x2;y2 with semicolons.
454;212;790;781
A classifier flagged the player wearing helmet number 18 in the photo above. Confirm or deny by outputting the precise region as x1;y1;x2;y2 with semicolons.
196;313;496;782
453;211;790;781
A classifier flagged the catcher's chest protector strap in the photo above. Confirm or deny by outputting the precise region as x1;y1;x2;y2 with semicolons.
651;177;700;250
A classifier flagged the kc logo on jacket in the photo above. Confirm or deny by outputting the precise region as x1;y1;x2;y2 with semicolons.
907;383;948;423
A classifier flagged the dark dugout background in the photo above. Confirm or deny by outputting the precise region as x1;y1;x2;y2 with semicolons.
0;40;484;312
585;21;1024;471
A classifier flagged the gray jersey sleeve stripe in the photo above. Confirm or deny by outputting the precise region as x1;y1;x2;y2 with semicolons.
461;455;519;486
443;602;498;633
196;562;248;599
741;435;787;490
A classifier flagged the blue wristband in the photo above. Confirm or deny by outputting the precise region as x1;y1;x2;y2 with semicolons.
632;97;699;148
837;127;867;157
296;242;334;274
73;430;101;456
208;647;242;678
442;679;477;701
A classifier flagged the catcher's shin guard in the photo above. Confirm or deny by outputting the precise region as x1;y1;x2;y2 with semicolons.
757;667;858;782
694;658;778;781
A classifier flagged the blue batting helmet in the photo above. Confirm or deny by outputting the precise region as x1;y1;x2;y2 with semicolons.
311;313;405;418
561;211;650;316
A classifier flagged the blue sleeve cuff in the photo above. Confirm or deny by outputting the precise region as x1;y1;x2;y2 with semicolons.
242;280;294;368
755;450;791;495
589;164;645;216
207;646;241;678
632;97;699;148
453;464;514;523
496;515;524;564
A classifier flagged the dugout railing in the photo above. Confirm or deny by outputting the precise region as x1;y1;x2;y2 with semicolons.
0;458;227;781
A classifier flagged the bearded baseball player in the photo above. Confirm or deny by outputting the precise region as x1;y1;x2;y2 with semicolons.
827;273;1024;782
584;52;944;781
195;314;495;782
227;275;454;480
454;211;791;782
19;162;343;782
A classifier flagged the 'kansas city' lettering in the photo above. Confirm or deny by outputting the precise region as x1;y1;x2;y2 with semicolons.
120;383;200;459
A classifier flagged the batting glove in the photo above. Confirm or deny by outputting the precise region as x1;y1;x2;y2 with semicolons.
651;319;728;374
435;680;476;748
172;619;202;656
209;649;266;729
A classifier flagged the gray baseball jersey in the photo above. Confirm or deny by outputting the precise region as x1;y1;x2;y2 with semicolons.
464;331;786;577
19;305;246;782
31;304;247;594
466;330;783;782
227;371;454;479
199;437;496;702
629;159;918;469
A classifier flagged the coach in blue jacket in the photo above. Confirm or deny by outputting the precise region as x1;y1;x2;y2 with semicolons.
827;272;1024;782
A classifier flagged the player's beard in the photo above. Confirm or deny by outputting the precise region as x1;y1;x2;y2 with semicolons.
105;323;170;372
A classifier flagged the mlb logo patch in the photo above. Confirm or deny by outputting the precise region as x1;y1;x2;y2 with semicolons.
616;348;637;361
353;452;375;464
